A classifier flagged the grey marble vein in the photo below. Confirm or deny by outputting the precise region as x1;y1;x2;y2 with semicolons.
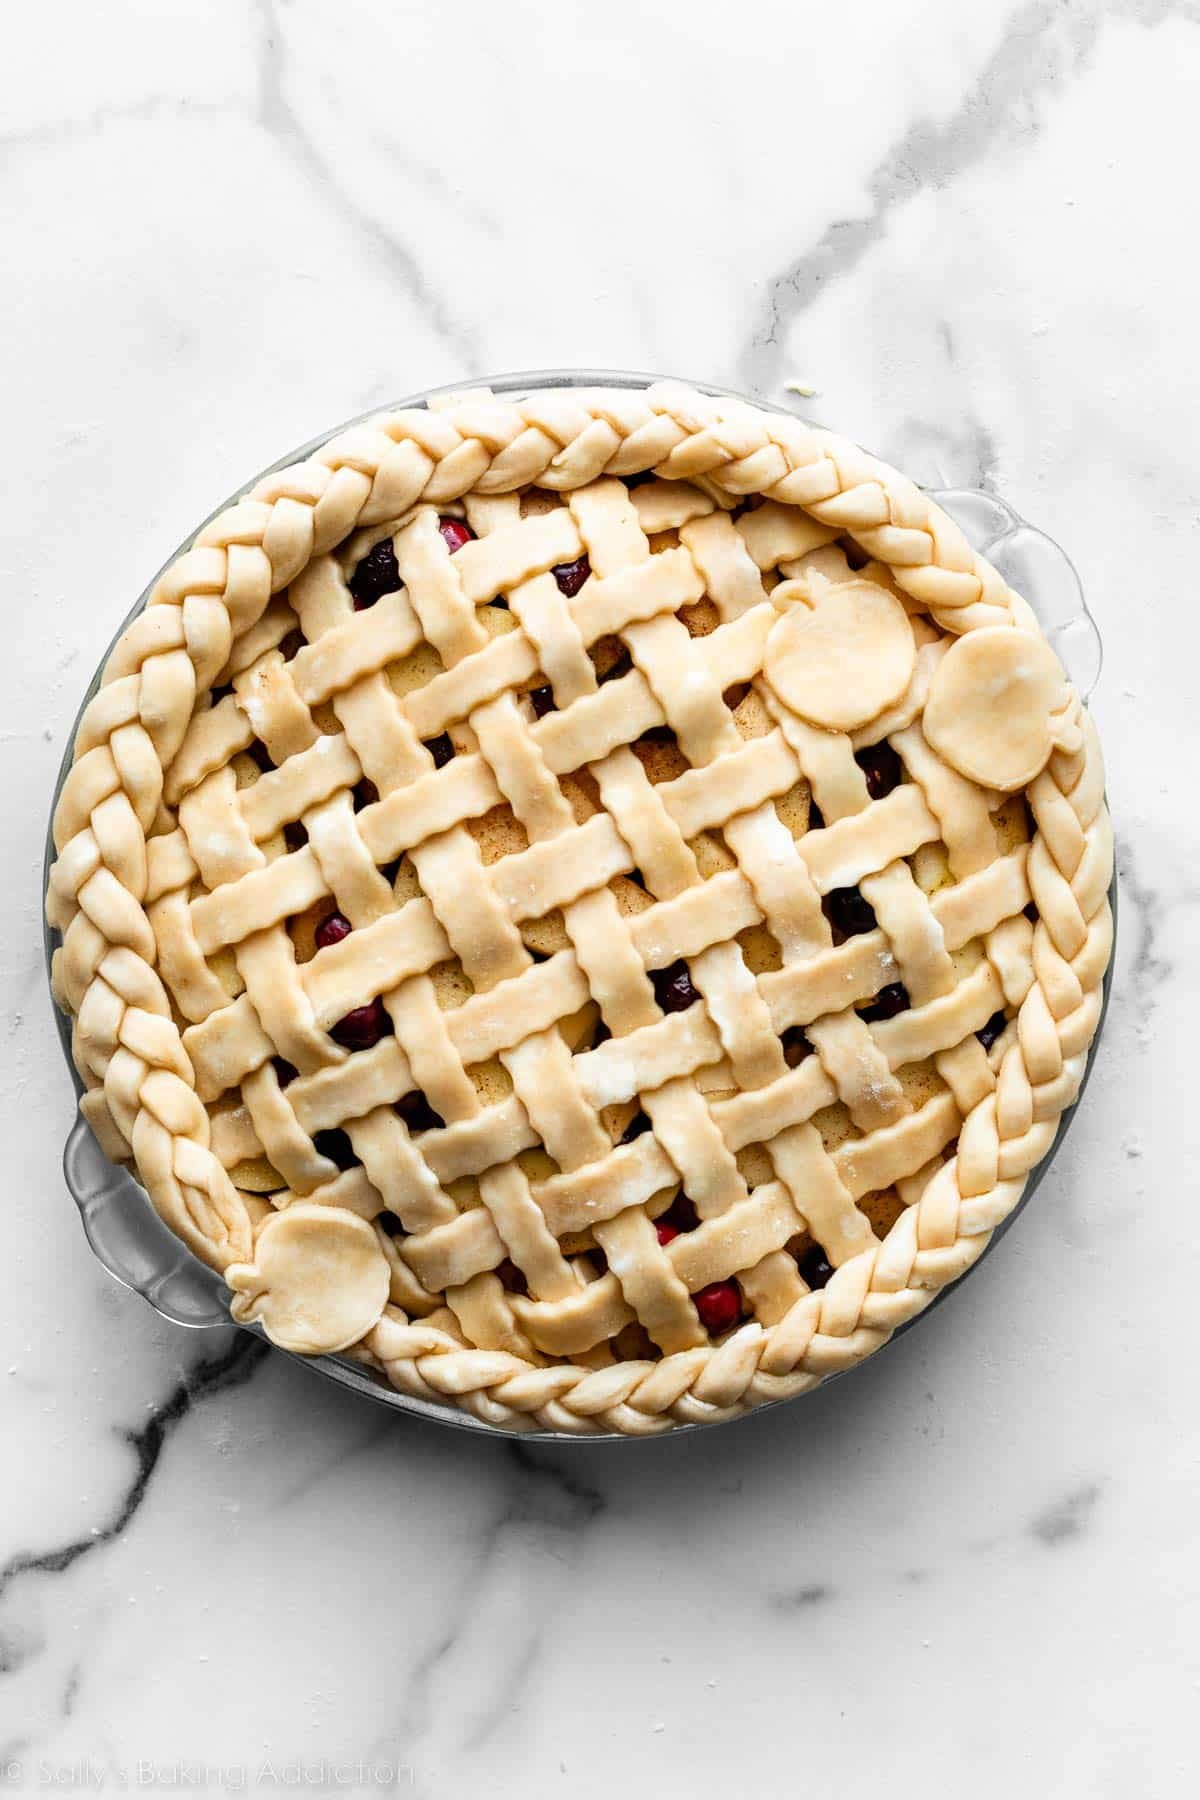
770;1582;834;1612
1113;842;1171;1029
253;0;482;373
501;1441;608;1529
0;1335;265;1673
924;320;1002;489
0;11;479;375
1029;1482;1101;1545
60;1660;81;1720
460;1628;542;1754
0;95;236;154
738;0;1200;397
368;1443;605;1766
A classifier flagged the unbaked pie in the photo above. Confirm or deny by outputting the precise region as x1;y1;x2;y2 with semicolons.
46;382;1114;1434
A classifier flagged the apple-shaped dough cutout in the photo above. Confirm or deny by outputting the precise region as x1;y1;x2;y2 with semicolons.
924;626;1077;793
226;1203;390;1354
765;576;917;732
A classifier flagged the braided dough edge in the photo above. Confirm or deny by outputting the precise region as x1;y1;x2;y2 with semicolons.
46;381;1114;1435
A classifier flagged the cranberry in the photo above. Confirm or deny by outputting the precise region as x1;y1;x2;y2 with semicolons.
495;1257;528;1295
424;733;456;769
395;1091;445;1133
808;800;825;831
855;740;902;799
283;820;308;852
823;886;877;941
313;1128;357;1171
694;1280;741;1335
350;539;401;609
353;777;380;810
552;556;590;598
652;961;700;1014
331;998;388;1051
314;911;352;951
377;1210;404;1238
620;1111;652;1144
658;1195;699;1235
272;1057;298;1087
977;1009;1007;1051
781;1027;811;1068
438;516;474;554
797;1244;833;1290
859;982;910;1023
279;628;305;661
529;685;555;718
655;1221;680;1247
248;739;275;773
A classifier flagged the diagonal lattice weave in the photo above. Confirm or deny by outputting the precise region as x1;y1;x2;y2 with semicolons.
46;382;1113;1435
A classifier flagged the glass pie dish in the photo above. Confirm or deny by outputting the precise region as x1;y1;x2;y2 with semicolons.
43;370;1115;1439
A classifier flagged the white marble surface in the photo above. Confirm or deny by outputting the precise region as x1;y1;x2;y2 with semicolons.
1;0;1196;1793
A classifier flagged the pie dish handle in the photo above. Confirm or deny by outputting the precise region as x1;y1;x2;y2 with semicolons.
63;1115;232;1329
927;488;1102;698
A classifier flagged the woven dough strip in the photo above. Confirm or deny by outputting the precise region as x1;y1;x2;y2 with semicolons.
46;382;1113;1434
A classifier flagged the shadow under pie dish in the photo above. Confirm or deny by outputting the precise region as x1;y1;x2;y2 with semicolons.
45;376;1115;1437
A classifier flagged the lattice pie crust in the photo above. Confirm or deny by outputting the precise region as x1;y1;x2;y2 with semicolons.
46;383;1113;1434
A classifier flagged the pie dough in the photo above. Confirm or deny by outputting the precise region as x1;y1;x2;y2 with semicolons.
764;573;916;730
924;625;1079;791
46;382;1114;1435
227;1203;390;1354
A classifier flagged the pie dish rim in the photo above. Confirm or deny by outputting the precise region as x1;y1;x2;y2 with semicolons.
42;367;1117;1439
